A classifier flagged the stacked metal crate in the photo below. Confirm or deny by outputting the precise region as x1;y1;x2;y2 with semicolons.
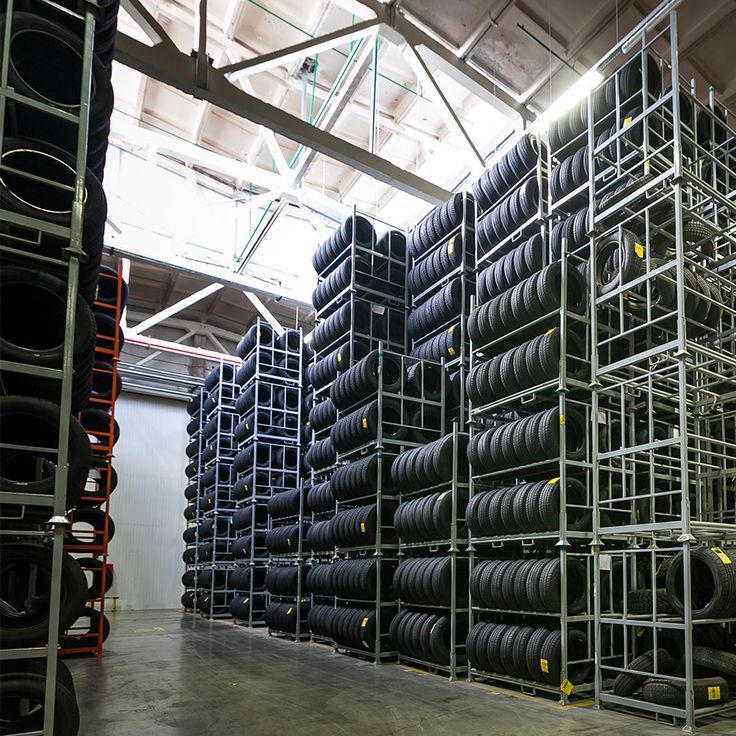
232;320;303;629
583;16;736;731
303;211;408;659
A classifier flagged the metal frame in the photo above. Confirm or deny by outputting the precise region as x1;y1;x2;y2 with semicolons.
0;2;97;733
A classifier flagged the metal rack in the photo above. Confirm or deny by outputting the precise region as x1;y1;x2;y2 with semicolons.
407;191;476;428
466;131;596;699
395;421;469;679
0;2;98;733
583;7;736;731
235;321;304;630
62;264;125;655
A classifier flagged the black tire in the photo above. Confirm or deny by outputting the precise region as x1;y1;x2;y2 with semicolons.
642;676;730;708
0;543;87;647
0;671;80;736
665;547;736;620
61;605;110;648
612;648;676;696
66;507;115;546
0;396;91;509
692;645;736;678
76;557;113;599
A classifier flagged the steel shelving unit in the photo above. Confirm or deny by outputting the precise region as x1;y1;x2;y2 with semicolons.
583;8;736;731
466;126;596;702
0;2;98;733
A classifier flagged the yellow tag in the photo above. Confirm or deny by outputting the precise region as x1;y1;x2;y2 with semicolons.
360;522;366;533
559;415;566;425
448;346;456;356
448;325;455;333
624;116;632;126
712;547;732;565
361;617;369;628
636;627;645;638
287;537;291;546
256;331;261;337
438;491;450;500
560;679;574;696
540;659;549;674
246;423;250;430
430;623;437;635
243;598;249;604
548;477;560;485
286;607;293;615
337;353;342;363
708;686;721;701
544;328;557;336
362;639;370;649
447;240;455;256
634;242;644;258
362;417;368;429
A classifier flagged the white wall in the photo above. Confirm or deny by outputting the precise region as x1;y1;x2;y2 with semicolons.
107;392;188;610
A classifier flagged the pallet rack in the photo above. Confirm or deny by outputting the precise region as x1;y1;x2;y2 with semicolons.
235;322;304;630
584;9;736;731
466;127;596;702
0;2;97;732
394;416;469;679
407;191;476;428
61;264;125;655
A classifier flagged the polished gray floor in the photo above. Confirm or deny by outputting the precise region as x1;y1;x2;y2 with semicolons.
68;610;733;736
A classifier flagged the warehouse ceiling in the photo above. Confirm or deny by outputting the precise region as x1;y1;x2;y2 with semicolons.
110;0;736;387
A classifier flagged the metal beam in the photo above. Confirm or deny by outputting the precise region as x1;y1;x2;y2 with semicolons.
353;0;532;121
291;35;378;186
124;331;240;364
243;291;286;335
135;329;197;367
120;0;176;48
105;239;312;309
114;33;452;205
129;283;224;335
220;19;382;79
402;44;485;169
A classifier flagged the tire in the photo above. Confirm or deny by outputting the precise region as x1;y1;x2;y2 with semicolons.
692;646;736;678
665;547;736;619
61;605;110;648
612;648;676;696
76;557;114;599
641;676;730;708
0;671;80;736
0;543;87;647
0;396;91;508
66;507;115;547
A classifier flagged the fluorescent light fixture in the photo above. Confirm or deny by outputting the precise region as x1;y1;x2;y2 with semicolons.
535;67;604;132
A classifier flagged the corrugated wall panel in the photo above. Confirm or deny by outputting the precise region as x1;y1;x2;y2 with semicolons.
107;393;188;610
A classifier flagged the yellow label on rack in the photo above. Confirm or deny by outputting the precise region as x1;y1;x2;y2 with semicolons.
712;547;732;565
448;325;455;333
708;686;721;701
560;679;574;696
430;623;437;635
548;477;560;486
448;347;456;356
360;522;366;533
634;242;644;258
438;491;450;500
624;116;633;126
362;639;370;649
287;537;291;546
540;659;549;674
559;415;566;425
243;598;249;605
256;331;261;337
287;607;293;615
337;353;342;363
362;417;368;429
544;327;557;336
361;617;369;628
636;627;645;638
447;239;455;256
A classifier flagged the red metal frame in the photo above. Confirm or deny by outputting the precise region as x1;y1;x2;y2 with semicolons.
61;263;123;656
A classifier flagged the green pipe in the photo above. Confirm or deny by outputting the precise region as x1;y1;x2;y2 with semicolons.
245;0;428;100
236;200;274;263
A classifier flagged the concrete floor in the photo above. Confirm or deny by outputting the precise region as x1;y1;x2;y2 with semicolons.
67;610;734;736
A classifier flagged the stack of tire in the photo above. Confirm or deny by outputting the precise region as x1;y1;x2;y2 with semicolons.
305;214;409;647
0;7;121;728
231;320;304;626
470;133;547;258
406;193;474;419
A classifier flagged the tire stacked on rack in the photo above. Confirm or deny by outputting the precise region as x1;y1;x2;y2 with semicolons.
234;320;305;629
305;214;409;650
0;10;122;712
